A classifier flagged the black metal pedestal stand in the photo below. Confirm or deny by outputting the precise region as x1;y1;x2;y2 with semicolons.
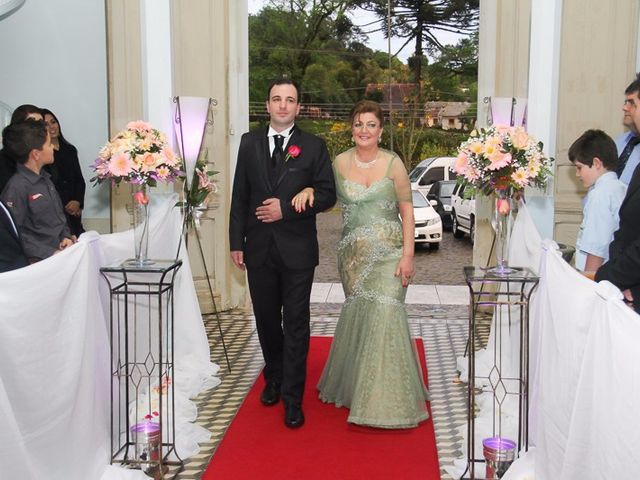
101;260;184;478
460;266;539;479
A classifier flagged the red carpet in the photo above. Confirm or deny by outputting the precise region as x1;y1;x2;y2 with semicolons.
203;337;441;480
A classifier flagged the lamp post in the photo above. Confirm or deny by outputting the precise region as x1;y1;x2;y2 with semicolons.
172;96;230;371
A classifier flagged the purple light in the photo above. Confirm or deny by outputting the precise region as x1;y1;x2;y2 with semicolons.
130;422;161;434
173;96;211;185
483;436;516;451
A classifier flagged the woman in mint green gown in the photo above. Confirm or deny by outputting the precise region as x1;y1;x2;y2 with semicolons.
292;100;429;429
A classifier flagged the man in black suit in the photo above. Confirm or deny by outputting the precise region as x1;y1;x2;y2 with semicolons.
0;199;28;273
595;159;640;313
229;78;336;428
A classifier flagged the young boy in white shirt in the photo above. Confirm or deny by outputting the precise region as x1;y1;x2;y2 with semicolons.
569;129;627;272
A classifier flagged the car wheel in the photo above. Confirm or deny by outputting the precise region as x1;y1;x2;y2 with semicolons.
452;211;464;239
469;216;475;245
429;242;440;250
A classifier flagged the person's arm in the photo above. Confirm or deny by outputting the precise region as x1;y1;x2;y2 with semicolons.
390;156;415;287
581;185;621;272
281;137;336;220
584;253;604;273
229;134;251;263
595;237;640;288
64;144;86;214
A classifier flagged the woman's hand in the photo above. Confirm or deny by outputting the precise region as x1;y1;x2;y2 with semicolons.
395;255;415;288
291;187;315;213
65;200;82;216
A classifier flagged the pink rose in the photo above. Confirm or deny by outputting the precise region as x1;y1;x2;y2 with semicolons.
133;191;149;205
496;198;511;215
285;145;301;162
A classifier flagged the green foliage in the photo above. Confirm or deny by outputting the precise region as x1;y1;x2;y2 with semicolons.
360;0;479;84
424;32;478;102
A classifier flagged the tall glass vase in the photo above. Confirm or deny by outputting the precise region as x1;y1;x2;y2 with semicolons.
490;191;516;275
131;184;152;266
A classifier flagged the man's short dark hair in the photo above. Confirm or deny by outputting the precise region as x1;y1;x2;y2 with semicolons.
568;129;618;170
10;104;43;124
266;78;301;102
625;73;640;96
2;120;47;165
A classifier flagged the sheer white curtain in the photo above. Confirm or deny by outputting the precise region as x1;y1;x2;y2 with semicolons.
0;194;220;480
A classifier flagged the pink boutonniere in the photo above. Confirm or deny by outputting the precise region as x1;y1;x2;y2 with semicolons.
284;144;301;163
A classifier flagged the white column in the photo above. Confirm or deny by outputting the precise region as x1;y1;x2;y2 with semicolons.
139;0;173;138
526;0;563;240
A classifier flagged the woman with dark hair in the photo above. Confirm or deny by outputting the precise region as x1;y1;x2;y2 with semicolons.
293;100;429;429
0;104;44;194
42;108;85;236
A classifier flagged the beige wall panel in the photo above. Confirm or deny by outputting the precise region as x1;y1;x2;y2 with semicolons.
172;0;238;310
105;0;144;232
494;0;531;98
554;0;638;244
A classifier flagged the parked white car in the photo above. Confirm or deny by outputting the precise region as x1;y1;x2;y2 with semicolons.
409;156;458;197
412;189;442;250
451;183;476;244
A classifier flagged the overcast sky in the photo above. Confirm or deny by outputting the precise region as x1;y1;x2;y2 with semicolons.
246;0;463;63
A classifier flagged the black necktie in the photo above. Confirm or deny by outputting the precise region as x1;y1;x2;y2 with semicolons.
617;136;640;177
272;135;284;169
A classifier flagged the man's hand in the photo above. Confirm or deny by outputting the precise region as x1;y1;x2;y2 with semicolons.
65;200;82;216
255;198;283;223
230;250;245;271
623;288;634;309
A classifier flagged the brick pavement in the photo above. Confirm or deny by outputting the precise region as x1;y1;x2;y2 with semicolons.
315;208;473;285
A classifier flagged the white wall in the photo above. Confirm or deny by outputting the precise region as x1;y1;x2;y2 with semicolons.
0;0;109;225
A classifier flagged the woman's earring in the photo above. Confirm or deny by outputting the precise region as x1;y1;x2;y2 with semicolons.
351;136;355;143
378;136;382;144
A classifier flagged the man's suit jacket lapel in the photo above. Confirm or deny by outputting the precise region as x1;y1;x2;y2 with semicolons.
274;127;302;189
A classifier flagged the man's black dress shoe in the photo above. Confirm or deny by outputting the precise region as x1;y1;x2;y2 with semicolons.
260;382;280;406
284;403;305;428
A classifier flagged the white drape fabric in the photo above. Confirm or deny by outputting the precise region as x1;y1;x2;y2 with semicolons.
504;240;640;479
0;194;220;480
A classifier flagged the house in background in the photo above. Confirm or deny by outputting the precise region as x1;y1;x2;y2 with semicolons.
423;101;447;127
439;102;473;130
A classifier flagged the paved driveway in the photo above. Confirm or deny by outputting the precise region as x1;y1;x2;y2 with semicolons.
315;209;473;285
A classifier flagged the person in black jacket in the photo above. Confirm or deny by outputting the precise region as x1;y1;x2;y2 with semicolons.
0;199;28;273
595;160;640;314
229;78;336;428
42;109;86;237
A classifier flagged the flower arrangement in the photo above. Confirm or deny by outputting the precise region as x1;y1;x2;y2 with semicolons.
177;150;218;229
91;120;182;187
453;125;553;197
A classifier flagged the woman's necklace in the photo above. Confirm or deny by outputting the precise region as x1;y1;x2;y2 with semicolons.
354;151;378;169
